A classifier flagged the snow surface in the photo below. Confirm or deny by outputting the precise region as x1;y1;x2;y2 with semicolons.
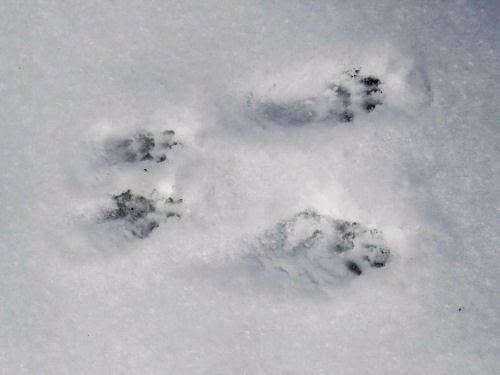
1;1;499;374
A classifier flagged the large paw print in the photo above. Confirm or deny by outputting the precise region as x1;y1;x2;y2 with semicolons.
248;210;390;285
247;68;384;126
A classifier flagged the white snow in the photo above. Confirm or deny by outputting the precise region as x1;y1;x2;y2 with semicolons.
1;1;499;374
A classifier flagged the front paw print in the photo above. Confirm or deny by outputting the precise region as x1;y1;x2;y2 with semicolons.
104;190;182;238
105;129;180;164
93;127;184;239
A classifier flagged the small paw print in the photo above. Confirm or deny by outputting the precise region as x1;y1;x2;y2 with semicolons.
104;190;182;238
97;128;183;238
105;130;180;164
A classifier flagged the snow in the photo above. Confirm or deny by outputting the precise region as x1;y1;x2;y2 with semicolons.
1;1;499;374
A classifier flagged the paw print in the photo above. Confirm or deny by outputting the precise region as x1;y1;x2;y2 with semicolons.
105;130;180;164
104;190;182;238
99;129;183;238
247;68;384;126
248;210;390;285
346;68;384;112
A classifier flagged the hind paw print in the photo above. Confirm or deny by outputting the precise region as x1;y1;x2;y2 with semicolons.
248;210;390;285
247;68;384;126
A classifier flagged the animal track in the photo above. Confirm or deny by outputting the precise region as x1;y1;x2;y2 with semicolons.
247;68;384;125
105;130;180;163
104;190;182;238
98;129;183;238
91;66;396;282
248;210;390;285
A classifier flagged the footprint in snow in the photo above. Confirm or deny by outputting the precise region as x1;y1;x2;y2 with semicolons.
247;68;384;126
243;210;390;287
